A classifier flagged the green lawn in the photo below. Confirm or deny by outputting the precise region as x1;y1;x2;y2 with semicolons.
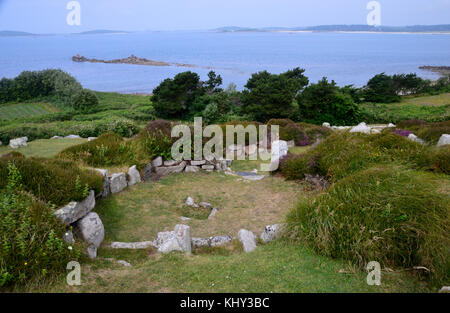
0;138;87;158
0;102;59;121
361;93;450;123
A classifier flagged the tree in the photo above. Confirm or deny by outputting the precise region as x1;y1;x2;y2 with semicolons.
151;71;203;118
205;71;223;94
364;73;400;103
297;77;361;125
241;68;309;122
72;89;99;112
392;73;429;95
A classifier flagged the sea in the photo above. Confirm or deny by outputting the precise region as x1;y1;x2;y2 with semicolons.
0;31;449;93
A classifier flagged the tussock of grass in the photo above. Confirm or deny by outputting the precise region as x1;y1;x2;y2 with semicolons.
0;155;103;206
286;165;450;285
280;131;445;182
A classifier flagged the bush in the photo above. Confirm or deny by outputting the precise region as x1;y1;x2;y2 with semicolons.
395;120;450;144
0;163;81;288
0;69;83;107
137;119;176;161
286;165;450;285
72;90;99;112
279;153;317;180
279;132;437;182
151;71;204;119
296;78;361;126
268;119;309;146
58;132;141;167
431;145;450;174
0;156;103;206
241;68;308;122
364;73;401;103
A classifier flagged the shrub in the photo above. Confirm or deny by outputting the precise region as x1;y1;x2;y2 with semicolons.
267;119;310;146
0;156;103;206
72;90;99;112
286;165;450;285
241;68;308;122
151;71;204;118
0;163;81;288
0;69;83;107
138;119;176;161
431;145;450;174
394;120;450;144
279;153;317;180
58;132;140;167
296;78;361;126
364;73;401;103
279;132;437;182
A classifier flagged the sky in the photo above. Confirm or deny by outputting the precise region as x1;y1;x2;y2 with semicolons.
0;0;449;33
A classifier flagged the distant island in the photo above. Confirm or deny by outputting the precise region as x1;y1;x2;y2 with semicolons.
215;24;450;33
72;54;197;68
0;30;37;37
419;66;450;76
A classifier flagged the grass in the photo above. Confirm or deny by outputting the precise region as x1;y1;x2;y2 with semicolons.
17;169;432;293
34;240;431;293
0;138;87;158
0;101;59;121
361;93;450;123
95;171;302;242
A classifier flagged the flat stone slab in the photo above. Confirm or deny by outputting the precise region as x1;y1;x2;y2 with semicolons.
236;171;265;181
54;190;96;225
110;241;155;249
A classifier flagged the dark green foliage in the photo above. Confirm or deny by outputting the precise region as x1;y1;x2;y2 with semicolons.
205;71;223;94
151;71;204;118
0;163;81;288
72;90;99;112
364;73;401;103
0;69;83;107
392;73;429;95
241;68;308;122
0;156;103;206
279;152;317;180
286;165;450;285
296;78;361;126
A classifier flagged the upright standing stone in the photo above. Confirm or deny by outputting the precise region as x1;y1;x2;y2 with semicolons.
238;229;257;253
75;212;105;259
128;165;142;186
437;134;450;147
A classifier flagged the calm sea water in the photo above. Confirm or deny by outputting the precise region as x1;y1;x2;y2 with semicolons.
0;31;449;93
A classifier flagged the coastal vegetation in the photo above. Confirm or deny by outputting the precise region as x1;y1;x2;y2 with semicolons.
0;67;449;292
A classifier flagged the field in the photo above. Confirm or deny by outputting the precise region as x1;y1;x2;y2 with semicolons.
4;138;434;293
0;102;59;121
0;138;87;158
361;93;450;124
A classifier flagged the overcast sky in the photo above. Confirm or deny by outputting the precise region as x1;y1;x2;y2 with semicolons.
0;0;449;33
